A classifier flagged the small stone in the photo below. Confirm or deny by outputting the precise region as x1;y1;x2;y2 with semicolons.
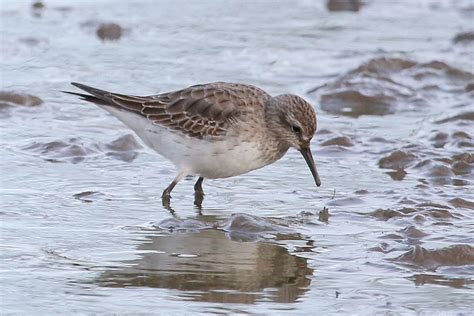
452;161;472;175
327;0;361;12
32;1;45;9
321;136;354;147
386;168;407;181
465;83;474;92
379;150;416;170
0;92;43;108
453;31;474;44
96;23;123;41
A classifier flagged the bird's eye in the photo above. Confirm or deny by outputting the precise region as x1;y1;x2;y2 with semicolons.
291;125;302;135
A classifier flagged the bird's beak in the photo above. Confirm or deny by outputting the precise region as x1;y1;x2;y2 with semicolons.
299;146;321;187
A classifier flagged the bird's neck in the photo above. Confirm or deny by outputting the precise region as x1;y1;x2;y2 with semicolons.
263;101;290;161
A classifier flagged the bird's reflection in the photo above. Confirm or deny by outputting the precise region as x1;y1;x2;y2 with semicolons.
95;229;313;303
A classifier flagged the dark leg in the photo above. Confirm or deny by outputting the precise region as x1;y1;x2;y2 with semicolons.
194;177;204;194
162;169;188;208
162;178;181;198
161;182;175;209
193;177;205;207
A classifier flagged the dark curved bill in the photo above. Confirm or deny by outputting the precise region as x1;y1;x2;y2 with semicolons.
299;147;321;187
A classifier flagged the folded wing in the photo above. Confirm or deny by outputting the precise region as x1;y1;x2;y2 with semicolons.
69;82;269;139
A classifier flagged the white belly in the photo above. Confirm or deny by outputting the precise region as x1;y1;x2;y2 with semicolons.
102;106;271;178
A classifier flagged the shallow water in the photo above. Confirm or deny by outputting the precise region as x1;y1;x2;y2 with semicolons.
1;0;473;314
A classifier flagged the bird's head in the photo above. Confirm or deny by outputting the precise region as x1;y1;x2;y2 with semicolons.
267;94;321;187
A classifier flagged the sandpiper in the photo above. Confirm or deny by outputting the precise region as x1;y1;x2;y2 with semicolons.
65;82;321;206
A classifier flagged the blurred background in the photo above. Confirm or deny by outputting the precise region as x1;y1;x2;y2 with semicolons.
1;0;473;314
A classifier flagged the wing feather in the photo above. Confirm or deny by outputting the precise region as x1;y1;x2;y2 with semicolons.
69;82;270;139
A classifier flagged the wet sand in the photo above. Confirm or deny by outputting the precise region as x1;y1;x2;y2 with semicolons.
1;0;473;314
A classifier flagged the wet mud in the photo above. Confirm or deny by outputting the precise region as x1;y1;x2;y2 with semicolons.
397;245;474;270
22;134;142;163
0;91;43;108
309;57;474;117
453;31;474;44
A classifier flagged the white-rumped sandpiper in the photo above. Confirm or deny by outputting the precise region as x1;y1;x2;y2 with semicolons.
65;82;321;206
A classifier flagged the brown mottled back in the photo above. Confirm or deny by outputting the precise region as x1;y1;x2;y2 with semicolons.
68;82;271;139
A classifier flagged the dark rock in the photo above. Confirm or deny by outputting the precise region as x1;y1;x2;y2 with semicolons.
453;31;474;44
321;90;395;117
428;164;453;177
0;92;43;108
327;0;361;12
452;152;473;163
396;245;474;269
465;83;474;92
96;23;123;41
452;131;471;139
452;161;472;175
23;134;141;164
386;168;407;181
32;1;45;9
430;132;449;148
452;179;469;186
449;198;474;210
379;150;416;170
320;136;354;147
436;112;474;123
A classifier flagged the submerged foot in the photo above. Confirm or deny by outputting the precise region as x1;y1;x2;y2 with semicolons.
162;191;172;210
193;177;205;208
194;191;205;208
